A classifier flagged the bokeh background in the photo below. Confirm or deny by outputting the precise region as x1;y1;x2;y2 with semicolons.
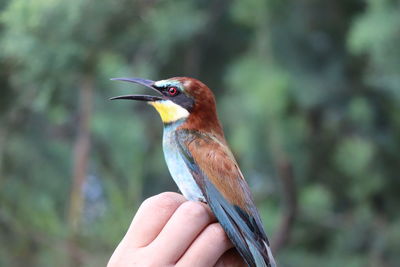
1;0;400;266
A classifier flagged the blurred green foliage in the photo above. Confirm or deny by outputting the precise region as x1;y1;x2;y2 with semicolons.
0;0;399;266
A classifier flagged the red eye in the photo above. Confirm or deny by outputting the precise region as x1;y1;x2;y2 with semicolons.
168;86;178;96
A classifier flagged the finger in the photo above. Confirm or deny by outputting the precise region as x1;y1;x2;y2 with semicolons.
176;223;234;267
149;201;216;263
214;248;246;267
120;192;186;248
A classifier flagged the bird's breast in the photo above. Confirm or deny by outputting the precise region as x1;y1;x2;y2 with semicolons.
162;124;205;202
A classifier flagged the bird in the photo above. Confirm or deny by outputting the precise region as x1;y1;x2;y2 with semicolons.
111;77;276;267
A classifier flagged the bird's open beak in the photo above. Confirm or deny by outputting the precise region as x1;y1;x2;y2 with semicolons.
110;78;163;101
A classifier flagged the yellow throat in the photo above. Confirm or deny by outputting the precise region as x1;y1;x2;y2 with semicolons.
149;100;190;124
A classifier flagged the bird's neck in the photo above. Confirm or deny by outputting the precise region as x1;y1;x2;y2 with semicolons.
178;113;225;143
161;103;226;143
163;118;186;131
162;115;225;141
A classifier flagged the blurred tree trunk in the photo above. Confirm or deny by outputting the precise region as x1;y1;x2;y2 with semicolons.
0;128;6;184
272;157;297;253
67;75;93;265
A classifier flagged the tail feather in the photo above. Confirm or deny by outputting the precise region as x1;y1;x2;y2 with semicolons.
263;241;276;267
207;182;276;267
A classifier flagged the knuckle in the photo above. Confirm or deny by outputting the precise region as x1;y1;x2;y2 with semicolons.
179;201;208;219
141;192;182;213
206;223;229;243
157;191;183;202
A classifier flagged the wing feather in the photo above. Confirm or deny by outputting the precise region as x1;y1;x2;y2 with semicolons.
175;129;275;267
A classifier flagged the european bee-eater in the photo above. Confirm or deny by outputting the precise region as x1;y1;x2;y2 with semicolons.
111;77;276;267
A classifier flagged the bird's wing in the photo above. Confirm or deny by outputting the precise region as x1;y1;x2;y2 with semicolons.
175;129;275;267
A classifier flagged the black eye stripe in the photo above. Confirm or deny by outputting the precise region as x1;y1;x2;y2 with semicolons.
156;84;194;112
171;94;194;112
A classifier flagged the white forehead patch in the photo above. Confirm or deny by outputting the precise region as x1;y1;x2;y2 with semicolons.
154;79;182;89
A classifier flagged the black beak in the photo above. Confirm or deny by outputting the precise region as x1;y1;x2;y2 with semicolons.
110;78;163;101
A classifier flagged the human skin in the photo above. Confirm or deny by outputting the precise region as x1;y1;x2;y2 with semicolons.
108;192;245;267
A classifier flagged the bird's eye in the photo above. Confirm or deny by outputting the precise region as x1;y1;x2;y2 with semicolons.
168;86;179;96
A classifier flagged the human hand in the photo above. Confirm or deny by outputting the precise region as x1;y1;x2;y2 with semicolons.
108;192;245;267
